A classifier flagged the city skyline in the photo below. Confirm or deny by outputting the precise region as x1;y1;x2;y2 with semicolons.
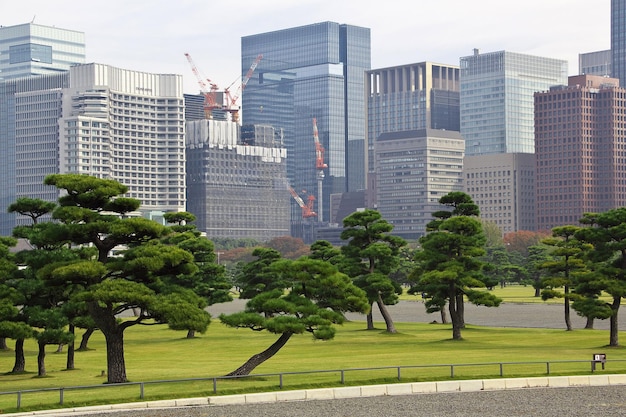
2;0;611;97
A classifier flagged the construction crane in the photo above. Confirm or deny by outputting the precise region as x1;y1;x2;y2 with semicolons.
184;52;221;119
287;185;317;218
225;54;263;123
313;118;327;222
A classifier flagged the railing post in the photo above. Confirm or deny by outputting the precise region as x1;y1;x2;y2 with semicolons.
17;391;21;410
279;373;283;389
546;362;550;375
397;366;401;381
499;363;503;377
60;387;64;405
140;382;144;399
340;370;345;384
213;378;217;394
450;365;454;378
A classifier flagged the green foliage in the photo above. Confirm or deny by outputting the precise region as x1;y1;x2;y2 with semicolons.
412;192;500;339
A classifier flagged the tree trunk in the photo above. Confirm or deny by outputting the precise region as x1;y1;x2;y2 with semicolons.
0;337;8;350
440;308;448;324
103;328;127;383
11;338;26;373
609;297;620;347
78;327;95;351
226;332;293;377
37;341;47;377
456;293;465;329
66;324;75;370
186;329;196;338
89;302;128;383
448;286;463;340
564;285;572;331
376;294;396;333
366;303;374;330
584;316;594;329
56;344;64;353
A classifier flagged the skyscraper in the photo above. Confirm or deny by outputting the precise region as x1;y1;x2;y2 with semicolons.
460;49;567;156
535;74;626;231
365;61;460;208
376;129;464;240
185;118;290;241
612;0;626;86
460;49;567;233
0;63;186;234
241;22;371;227
0;23;85;81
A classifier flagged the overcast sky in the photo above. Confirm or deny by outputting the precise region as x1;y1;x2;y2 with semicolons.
3;0;612;94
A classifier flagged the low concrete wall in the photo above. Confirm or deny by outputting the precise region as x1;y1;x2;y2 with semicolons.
12;374;626;416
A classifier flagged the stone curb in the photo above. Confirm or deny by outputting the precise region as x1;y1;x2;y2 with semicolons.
9;374;626;416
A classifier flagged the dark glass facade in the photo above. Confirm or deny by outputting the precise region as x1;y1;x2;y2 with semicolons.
612;0;626;86
241;22;370;226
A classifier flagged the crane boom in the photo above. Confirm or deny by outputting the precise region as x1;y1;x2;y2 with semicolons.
184;52;220;118
286;184;317;218
313;118;328;170
225;54;263;123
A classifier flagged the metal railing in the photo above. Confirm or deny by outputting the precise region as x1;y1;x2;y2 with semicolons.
2;359;624;411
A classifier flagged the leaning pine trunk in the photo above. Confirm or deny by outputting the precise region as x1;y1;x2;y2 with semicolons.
78;327;95;351
376;294;397;333
584;316;594;329
226;332;293;377
0;337;8;350
186;329;196;339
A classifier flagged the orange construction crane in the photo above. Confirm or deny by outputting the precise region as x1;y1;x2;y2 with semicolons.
225;54;263;123
287;185;317;218
312;118;328;170
184;52;221;118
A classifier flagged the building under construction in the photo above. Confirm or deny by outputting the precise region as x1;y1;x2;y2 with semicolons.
185;118;289;241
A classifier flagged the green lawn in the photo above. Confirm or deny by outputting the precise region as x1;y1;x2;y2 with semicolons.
400;284;586;304
1;315;625;413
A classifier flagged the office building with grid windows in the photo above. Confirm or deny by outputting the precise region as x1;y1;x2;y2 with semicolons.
534;74;626;231
0;23;85;81
460;49;567;233
612;0;626;86
1;63;186;234
375;129;464;240
185;119;289;241
241;22;370;230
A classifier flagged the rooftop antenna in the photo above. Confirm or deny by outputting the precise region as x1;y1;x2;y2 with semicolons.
31;15;36;23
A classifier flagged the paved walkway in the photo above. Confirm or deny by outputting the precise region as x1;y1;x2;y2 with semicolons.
209;298;626;330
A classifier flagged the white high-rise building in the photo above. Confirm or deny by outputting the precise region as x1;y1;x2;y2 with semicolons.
58;64;186;219
2;63;186;233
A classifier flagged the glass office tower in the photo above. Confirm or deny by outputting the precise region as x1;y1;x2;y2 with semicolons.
241;22;370;225
460;50;567;156
0;23;85;81
612;0;626;86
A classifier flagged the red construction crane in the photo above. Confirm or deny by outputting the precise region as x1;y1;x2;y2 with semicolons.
287;186;317;218
225;54;263;123
184;52;221;118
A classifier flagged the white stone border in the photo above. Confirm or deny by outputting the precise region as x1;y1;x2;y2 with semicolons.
11;374;626;416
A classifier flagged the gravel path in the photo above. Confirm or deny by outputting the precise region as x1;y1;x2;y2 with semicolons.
54;386;626;417
209;298;626;330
